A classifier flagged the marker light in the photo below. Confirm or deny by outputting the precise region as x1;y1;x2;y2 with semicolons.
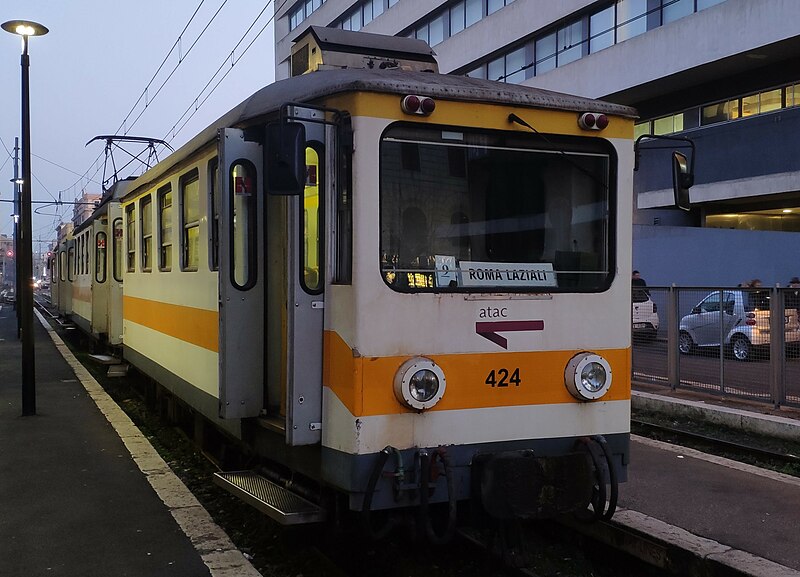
401;94;436;116
578;112;609;131
394;357;446;410
564;352;612;401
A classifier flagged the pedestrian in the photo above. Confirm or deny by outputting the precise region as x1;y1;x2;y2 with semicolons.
632;270;647;287
632;269;649;299
787;277;800;315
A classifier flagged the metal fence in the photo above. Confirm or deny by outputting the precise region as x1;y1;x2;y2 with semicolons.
632;286;800;407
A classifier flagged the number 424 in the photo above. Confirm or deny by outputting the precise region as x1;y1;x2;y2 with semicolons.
485;368;521;387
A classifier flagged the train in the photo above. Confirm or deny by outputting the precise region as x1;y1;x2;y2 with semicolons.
49;26;640;539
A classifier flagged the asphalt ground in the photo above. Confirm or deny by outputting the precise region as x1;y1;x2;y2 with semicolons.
0;303;258;577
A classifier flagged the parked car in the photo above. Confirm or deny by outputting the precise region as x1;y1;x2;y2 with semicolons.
1;287;15;303
679;290;800;361
632;287;659;340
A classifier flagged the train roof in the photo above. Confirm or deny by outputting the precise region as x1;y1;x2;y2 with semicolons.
127;69;638;195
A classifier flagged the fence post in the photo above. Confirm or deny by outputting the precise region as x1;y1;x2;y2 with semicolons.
668;284;679;390
769;285;785;407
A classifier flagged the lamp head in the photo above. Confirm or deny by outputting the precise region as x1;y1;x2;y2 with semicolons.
2;20;49;37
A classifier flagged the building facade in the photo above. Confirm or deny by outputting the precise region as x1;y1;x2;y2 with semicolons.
274;0;800;284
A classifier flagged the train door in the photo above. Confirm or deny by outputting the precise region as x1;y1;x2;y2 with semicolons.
265;107;328;446
218;128;265;419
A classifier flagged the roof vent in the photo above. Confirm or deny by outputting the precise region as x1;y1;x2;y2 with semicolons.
291;26;438;76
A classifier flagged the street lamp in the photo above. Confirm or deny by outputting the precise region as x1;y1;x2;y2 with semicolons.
2;19;48;416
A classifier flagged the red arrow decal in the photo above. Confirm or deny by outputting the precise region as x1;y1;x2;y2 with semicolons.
476;320;545;349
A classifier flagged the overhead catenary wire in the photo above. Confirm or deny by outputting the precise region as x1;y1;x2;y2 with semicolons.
160;0;282;148
63;0;224;202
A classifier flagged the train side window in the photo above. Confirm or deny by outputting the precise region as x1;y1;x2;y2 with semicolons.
95;231;107;283
67;246;75;282
302;146;322;293
158;184;173;271
112;218;123;282
208;158;220;271
126;204;136;272
59;250;65;282
180;170;200;272
230;160;257;289
141;195;153;272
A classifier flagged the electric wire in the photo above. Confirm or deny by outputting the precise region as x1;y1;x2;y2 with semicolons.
63;0;223;203
159;0;285;150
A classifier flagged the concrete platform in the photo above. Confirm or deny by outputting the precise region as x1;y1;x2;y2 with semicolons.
0;304;259;577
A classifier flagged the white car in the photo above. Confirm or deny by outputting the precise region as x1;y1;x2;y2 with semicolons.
632;287;659;340
679;290;800;361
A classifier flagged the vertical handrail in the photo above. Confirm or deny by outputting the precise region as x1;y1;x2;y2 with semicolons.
718;289;725;395
667;284;679;390
769;286;785;407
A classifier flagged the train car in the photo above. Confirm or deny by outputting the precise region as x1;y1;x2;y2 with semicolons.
67;180;132;344
53;237;74;317
114;27;638;537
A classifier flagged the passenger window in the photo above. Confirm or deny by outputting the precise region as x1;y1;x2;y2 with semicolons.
181;171;200;271
59;250;65;282
230;161;257;289
302;146;322;293
126;205;136;272
112;218;123;282
158;184;172;271
141;195;153;272
95;232;107;283
208;158;220;271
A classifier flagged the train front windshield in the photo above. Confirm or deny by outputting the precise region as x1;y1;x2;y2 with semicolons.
380;124;616;292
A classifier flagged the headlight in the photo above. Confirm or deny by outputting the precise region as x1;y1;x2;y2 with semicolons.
564;352;612;401
394;357;446;411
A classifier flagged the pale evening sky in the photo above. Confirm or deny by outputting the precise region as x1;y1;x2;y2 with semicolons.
0;0;279;251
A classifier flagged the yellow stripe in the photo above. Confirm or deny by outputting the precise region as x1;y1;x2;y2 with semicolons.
324;330;630;417
323;93;634;139
124;295;218;352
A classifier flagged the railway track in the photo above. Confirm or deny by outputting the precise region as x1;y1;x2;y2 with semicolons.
631;417;800;469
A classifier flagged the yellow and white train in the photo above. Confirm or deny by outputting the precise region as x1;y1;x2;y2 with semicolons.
52;27;638;538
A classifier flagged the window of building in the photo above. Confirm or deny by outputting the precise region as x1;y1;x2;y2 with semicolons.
141;195;153;272
590;6;615;53
663;0;694;24
557;20;584;66
180;170;200;271
458;0;729;85
126;205;135;272
616;0;648;42
158;184;172;271
289;0;325;31
450;1;465;35
535;32;557;75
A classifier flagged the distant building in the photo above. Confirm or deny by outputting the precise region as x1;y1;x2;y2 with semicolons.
72;191;101;227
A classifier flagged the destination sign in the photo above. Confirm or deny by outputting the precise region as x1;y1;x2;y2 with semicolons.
460;261;557;288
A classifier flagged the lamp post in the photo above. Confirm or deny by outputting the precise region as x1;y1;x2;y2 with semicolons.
2;19;48;416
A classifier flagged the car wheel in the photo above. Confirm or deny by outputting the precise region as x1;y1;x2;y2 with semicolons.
678;331;694;355
731;335;751;362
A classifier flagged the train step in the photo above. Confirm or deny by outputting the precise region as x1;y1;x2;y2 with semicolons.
213;471;326;525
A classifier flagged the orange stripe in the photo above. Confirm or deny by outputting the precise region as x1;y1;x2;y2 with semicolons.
124;295;218;352
324;331;630;417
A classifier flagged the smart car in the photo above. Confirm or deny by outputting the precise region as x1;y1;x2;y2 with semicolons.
679;290;800;361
